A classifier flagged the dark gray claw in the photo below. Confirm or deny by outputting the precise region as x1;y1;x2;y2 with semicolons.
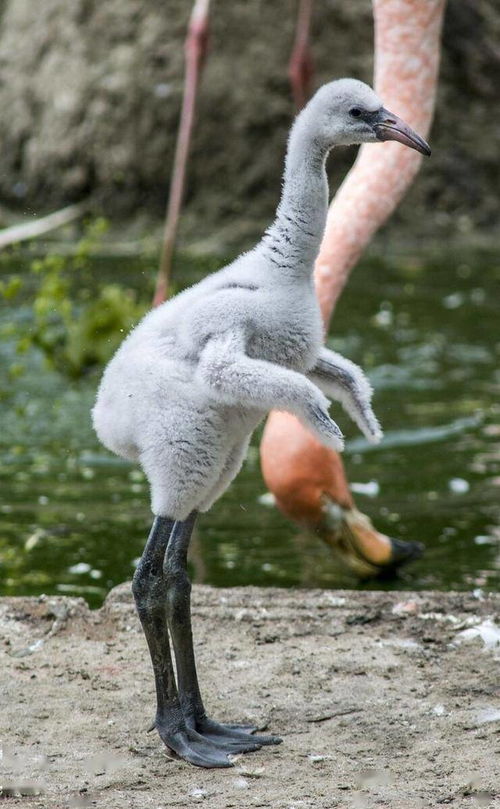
158;725;233;768
223;722;258;733
195;717;282;749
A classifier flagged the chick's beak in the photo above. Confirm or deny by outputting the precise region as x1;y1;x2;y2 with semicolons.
374;108;431;156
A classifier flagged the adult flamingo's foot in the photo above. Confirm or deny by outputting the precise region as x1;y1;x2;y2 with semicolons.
319;502;424;579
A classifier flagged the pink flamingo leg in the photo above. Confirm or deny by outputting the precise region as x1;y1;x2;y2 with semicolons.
262;0;446;576
154;0;314;308
288;0;315;110
153;0;211;307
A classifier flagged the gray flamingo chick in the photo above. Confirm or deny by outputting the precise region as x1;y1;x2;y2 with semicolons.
92;78;430;768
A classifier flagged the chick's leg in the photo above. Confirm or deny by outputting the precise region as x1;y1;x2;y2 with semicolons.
164;511;281;750
133;516;231;768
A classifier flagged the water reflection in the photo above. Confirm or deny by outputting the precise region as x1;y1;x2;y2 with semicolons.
0;249;499;605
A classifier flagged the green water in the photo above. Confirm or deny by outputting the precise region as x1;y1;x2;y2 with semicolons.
1;248;499;606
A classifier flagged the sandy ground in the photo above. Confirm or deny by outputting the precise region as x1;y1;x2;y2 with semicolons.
0;584;498;808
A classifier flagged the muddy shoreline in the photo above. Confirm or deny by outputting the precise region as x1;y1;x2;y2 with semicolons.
1;584;498;807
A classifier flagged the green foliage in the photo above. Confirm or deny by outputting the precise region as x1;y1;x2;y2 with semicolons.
0;275;23;300
64;284;146;373
0;219;148;378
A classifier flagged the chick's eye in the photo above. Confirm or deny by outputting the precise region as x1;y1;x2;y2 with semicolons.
349;107;362;118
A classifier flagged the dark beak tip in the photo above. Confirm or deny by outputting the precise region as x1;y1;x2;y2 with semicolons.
375;124;431;157
418;141;431;157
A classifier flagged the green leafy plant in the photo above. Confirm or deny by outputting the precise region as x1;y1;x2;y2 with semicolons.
1;219;149;378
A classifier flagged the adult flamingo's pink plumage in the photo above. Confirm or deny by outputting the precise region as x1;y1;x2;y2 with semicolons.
260;0;446;575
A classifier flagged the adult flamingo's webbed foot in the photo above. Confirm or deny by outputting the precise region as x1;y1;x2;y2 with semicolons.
132;513;281;768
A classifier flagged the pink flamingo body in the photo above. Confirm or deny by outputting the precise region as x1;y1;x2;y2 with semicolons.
261;0;446;574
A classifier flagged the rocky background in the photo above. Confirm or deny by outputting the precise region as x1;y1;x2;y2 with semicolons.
0;0;498;247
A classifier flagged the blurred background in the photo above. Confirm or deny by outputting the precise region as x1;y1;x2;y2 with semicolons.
0;0;499;605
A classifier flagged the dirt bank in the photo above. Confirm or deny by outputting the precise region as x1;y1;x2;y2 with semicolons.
1;584;498;807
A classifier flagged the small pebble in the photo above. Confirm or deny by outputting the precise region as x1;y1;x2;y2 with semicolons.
189;787;208;801
392;600;419;616
308;754;328;763
232;777;249;789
